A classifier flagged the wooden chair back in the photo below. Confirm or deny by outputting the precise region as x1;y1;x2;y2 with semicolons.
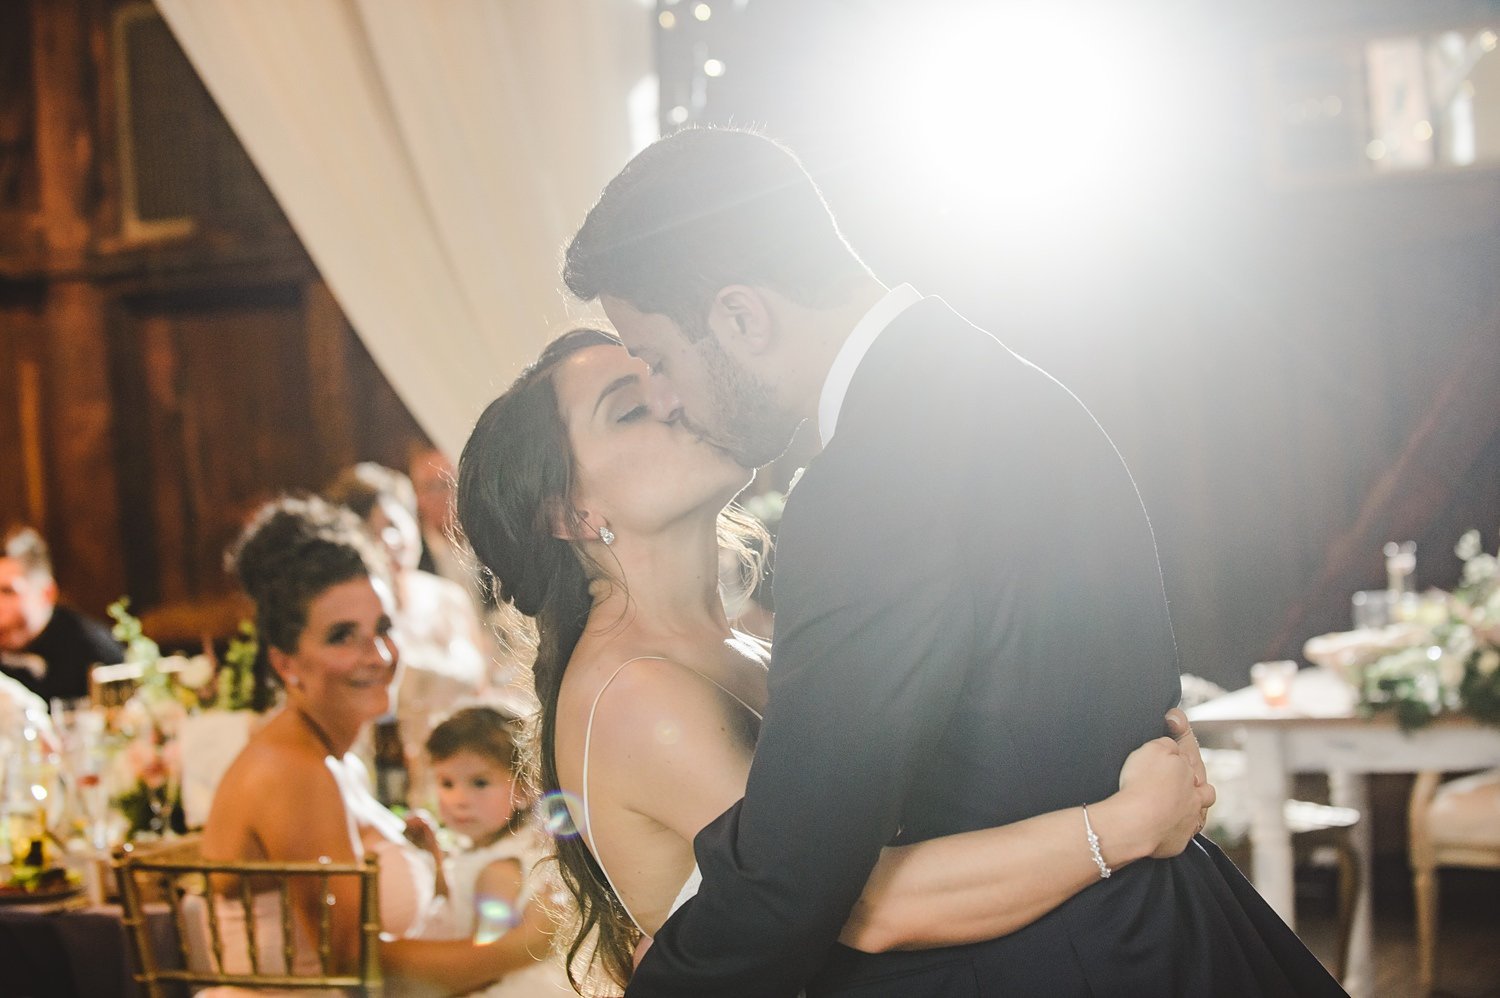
113;835;382;996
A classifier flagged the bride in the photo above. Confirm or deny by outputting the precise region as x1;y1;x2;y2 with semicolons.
456;328;1213;992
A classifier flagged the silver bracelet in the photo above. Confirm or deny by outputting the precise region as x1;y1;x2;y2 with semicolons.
1082;803;1112;879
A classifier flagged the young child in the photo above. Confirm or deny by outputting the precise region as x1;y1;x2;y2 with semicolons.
419;705;572;996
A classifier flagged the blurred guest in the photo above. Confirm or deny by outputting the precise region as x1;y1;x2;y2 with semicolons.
0;526;123;702
326;464;488;801
409;443;494;616
410;444;528;691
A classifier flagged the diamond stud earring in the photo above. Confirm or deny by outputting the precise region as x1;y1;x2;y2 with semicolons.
598;525;615;546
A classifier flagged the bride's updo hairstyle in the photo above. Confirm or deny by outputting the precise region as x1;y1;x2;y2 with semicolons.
227;495;384;712
457;328;636;989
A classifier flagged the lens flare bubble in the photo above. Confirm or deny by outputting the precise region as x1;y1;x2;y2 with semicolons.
538;790;584;838
475;895;519;943
654;720;681;745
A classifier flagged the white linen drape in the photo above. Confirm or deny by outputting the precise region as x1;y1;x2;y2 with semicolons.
152;0;654;457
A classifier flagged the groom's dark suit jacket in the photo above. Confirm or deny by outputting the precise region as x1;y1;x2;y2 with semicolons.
628;298;1339;997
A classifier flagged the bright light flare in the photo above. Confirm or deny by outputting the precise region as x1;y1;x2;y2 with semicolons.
855;9;1188;234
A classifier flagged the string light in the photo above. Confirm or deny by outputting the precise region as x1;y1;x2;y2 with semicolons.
659;10;676;29
694;3;712;21
704;58;726;78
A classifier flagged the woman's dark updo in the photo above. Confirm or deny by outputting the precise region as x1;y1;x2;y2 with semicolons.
227;495;385;710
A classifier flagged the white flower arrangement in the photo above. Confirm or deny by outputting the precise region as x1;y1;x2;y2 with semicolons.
1348;528;1500;731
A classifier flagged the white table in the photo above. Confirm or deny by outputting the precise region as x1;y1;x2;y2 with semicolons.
1188;667;1500;998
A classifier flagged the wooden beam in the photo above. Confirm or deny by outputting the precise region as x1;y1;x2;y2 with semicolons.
304;279;357;475
30;0;126;612
18;358;45;530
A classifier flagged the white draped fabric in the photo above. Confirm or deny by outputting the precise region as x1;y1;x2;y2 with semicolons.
153;0;655;457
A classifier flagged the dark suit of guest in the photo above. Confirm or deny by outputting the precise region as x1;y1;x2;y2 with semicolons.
0;605;124;702
629;294;1342;997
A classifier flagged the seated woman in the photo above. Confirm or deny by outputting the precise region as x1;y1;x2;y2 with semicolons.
455;329;1214;991
201;496;551;993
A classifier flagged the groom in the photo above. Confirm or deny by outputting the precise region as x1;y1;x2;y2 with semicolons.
563;129;1320;997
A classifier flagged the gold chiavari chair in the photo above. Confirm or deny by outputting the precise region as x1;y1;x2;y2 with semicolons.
114;835;382;996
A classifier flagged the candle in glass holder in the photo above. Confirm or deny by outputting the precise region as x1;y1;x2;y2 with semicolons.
1251;660;1299;709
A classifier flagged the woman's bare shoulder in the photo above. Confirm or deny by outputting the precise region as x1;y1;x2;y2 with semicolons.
219;717;336;799
570;653;751;772
204;718;349;861
562;643;696;717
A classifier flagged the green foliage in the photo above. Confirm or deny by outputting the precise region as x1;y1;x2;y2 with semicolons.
107;598;163;683
1459;651;1500;726
114;782;184;839
216;620;258;712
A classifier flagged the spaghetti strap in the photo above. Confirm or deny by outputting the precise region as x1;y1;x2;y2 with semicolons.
579;655;763;936
581;656;661;935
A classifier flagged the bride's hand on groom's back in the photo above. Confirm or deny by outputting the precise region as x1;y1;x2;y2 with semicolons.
1164;706;1217;846
1117;731;1217;859
1163;707;1211;796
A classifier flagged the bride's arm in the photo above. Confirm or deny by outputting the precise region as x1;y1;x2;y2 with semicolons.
839;728;1210;952
599;661;1211;948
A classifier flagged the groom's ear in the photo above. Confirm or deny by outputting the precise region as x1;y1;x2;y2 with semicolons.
707;285;773;355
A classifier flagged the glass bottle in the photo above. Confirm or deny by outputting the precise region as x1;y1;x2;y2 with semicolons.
373;716;409;809
1385;540;1419;623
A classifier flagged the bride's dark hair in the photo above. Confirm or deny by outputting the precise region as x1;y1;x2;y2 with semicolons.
457;328;764;992
457;328;635;991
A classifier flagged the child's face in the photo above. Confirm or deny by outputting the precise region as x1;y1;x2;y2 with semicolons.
432;749;523;842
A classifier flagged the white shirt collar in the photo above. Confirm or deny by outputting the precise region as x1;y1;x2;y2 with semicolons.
816;284;922;448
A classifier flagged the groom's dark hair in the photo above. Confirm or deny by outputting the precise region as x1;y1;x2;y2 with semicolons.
563;127;870;340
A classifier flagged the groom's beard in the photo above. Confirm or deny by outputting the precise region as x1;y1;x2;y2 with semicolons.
699;340;800;470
